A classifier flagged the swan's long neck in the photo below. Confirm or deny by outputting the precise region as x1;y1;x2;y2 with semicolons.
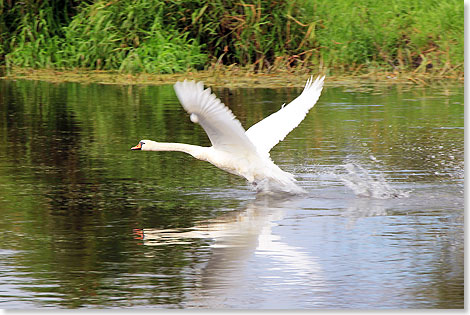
142;140;206;159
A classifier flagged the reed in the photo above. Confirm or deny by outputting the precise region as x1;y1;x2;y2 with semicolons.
300;0;463;75
0;0;463;77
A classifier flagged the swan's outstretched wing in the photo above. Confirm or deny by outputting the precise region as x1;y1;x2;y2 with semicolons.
174;80;257;153
245;76;325;155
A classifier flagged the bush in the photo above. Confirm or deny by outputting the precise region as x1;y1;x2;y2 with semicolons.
0;0;464;74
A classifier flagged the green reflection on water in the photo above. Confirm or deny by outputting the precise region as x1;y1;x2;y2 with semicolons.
0;79;463;308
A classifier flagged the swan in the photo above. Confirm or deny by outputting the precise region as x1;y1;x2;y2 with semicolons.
131;75;325;193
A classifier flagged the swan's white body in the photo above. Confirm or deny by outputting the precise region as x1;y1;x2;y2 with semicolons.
132;76;325;193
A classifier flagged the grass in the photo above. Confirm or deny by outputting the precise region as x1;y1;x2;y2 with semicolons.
0;0;464;79
2;65;461;89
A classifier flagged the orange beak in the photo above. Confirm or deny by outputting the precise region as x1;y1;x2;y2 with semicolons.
131;142;142;150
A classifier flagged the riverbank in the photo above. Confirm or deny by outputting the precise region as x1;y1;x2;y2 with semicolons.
1;0;462;83
1;66;463;88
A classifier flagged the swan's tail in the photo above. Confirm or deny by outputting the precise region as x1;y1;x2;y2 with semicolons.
252;179;306;195
252;169;306;194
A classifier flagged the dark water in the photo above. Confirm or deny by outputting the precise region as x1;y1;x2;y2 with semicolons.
0;79;464;309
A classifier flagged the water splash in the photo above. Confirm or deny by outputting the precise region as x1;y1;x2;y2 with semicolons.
340;163;409;199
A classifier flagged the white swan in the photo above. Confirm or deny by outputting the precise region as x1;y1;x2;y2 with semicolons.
131;75;325;193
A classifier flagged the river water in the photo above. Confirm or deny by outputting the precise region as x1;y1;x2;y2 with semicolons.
0;78;464;309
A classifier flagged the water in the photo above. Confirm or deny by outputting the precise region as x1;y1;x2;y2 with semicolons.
0;79;463;309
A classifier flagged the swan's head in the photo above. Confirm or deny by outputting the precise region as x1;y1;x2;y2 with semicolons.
131;140;149;151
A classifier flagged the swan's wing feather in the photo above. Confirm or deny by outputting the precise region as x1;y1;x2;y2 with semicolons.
174;80;257;153
245;75;325;155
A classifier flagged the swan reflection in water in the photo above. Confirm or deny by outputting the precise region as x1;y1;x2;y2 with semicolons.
134;194;327;308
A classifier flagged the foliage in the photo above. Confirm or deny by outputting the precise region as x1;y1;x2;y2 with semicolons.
299;0;464;73
0;0;464;75
2;0;207;73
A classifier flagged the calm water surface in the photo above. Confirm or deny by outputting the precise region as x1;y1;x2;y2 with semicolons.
0;79;464;309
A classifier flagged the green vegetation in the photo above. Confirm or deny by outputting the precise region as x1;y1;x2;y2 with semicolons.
0;0;463;77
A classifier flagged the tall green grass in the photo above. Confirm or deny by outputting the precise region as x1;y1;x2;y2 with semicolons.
0;0;463;75
1;1;67;68
3;0;207;73
55;0;207;72
299;0;463;73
